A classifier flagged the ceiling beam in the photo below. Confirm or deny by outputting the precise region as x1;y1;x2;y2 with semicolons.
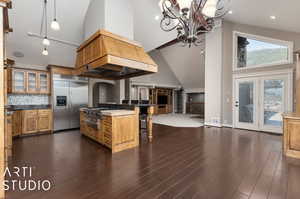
156;38;179;50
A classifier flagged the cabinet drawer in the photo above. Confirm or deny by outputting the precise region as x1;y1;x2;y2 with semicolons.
104;133;111;139
103;124;112;133
102;116;112;124
24;110;38;116
38;109;52;115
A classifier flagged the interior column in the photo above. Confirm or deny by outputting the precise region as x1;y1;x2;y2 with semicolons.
204;24;223;127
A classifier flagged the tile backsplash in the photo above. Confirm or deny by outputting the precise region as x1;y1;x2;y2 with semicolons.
8;94;50;105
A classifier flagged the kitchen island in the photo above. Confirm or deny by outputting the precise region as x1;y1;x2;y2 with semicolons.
80;106;140;153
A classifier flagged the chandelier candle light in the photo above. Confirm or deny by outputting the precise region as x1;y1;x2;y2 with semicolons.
159;0;230;47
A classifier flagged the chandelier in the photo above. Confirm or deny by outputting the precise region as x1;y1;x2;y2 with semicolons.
159;0;230;47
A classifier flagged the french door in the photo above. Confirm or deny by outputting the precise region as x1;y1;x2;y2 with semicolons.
233;71;293;134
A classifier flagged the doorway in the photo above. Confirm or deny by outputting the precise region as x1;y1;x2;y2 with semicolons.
233;70;293;134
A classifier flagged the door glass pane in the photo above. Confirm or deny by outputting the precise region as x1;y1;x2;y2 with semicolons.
264;80;284;126
237;36;289;68
239;82;254;123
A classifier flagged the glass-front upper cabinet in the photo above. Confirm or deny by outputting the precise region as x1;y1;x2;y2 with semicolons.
38;72;50;94
12;69;26;93
27;71;38;93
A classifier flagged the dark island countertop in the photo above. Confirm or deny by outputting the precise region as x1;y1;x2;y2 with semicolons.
5;104;52;111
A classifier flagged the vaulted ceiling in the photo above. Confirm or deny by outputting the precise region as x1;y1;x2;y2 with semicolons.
6;0;300;79
7;0;90;67
225;0;300;34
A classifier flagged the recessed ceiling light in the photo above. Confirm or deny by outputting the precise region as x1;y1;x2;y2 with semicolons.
155;15;160;20
228;10;233;14
270;15;276;20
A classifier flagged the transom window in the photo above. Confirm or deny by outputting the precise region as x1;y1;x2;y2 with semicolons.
233;32;294;70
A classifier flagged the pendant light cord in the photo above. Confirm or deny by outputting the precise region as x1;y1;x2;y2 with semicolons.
40;0;45;35
54;0;57;20
45;0;48;38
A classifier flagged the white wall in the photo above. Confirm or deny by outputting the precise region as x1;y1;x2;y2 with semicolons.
159;42;205;90
131;50;181;87
84;0;133;40
205;25;223;127
221;20;300;126
83;0;105;40
222;21;234;126
105;0;134;40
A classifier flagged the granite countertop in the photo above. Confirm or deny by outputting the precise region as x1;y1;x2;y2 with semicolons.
5;104;52;111
101;110;135;116
80;108;136;116
132;104;155;107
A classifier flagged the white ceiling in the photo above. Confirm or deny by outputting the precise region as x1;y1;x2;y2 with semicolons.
133;0;177;52
134;0;300;52
225;0;300;34
6;0;300;68
7;0;90;67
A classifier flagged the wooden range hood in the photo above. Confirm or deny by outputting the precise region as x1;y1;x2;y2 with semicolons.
74;30;158;80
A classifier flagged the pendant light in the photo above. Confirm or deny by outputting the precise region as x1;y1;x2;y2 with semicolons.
43;0;50;46
42;48;48;56
43;37;50;46
51;0;60;31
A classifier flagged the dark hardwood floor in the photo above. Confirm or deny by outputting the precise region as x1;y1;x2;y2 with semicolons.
5;125;300;199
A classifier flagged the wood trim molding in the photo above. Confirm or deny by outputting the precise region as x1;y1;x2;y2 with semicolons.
9;66;48;73
156;38;178;50
0;6;5;199
0;0;11;4
3;7;12;33
47;65;75;75
296;54;300;114
78;29;142;51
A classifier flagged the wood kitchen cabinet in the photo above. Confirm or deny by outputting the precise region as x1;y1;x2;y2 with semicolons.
21;109;53;135
22;110;39;134
38;109;52;132
5;113;13;164
12;111;22;136
27;71;38;94
283;114;300;159
80;109;139;153
7;67;51;95
38;72;50;94
7;68;26;94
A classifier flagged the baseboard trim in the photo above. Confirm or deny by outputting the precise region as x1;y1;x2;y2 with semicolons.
222;124;233;128
204;122;222;128
204;122;233;128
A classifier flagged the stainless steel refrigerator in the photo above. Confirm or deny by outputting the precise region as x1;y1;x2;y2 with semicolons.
53;75;88;131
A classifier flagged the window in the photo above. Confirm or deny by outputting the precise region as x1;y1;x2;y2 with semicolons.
233;32;293;70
